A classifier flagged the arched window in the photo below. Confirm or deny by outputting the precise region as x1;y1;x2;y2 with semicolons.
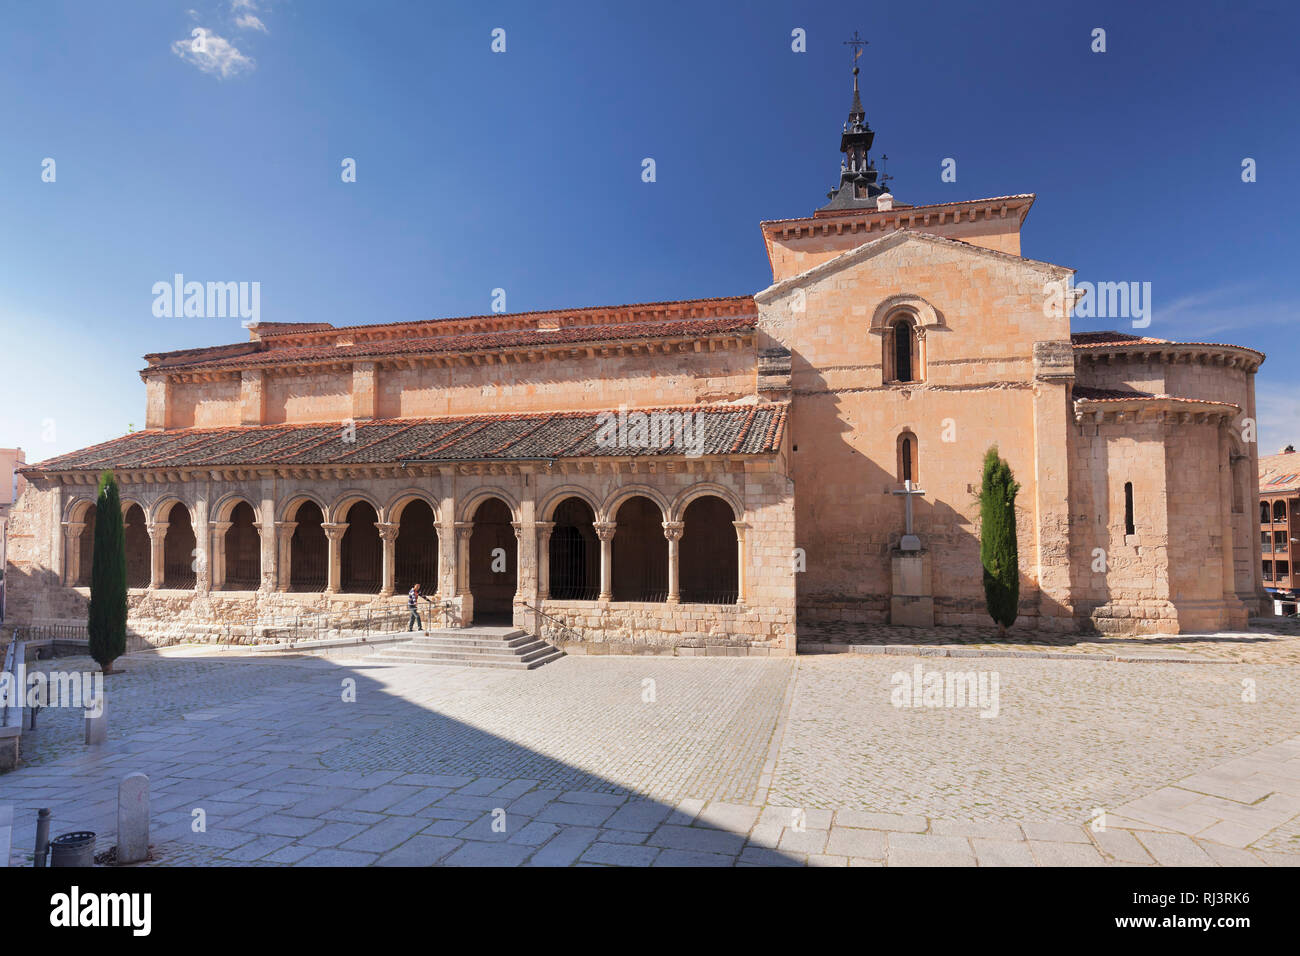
612;496;668;602
162;502;196;589
290;501;328;592
395;500;438;596
77;507;96;586
1124;482;1135;537
884;314;921;383
1274;500;1287;522
680;496;738;605
123;504;150;588
224;501;261;590
340;501;382;594
897;432;919;484
549;497;599;600
1262;501;1273;525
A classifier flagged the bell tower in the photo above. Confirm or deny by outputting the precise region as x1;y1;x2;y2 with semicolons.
819;31;889;212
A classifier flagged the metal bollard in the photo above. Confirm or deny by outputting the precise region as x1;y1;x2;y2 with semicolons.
34;808;50;867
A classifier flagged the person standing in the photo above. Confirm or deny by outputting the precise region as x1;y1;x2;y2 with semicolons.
408;582;433;631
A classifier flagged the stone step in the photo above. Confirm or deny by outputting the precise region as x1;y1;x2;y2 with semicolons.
379;640;553;661
372;649;565;670
402;633;535;650
371;631;564;670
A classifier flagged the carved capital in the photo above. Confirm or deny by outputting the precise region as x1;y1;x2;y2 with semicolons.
322;522;348;542
593;521;618;542
661;520;684;542
375;521;400;542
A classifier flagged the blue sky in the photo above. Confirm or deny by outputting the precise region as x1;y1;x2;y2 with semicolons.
1;0;1296;461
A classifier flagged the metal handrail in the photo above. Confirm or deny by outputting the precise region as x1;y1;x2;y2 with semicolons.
519;602;584;644
1;629;20;730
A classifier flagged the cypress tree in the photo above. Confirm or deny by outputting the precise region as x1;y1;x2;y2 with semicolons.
88;470;128;673
979;446;1020;638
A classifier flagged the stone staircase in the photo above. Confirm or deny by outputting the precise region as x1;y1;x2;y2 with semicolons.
371;626;564;670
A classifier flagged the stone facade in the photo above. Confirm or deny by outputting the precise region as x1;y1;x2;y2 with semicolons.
3;84;1269;648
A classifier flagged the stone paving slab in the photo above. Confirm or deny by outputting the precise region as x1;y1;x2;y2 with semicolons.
2;647;1299;867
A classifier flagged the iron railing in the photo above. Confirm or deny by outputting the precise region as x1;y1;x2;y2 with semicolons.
259;600;457;644
519;602;584;644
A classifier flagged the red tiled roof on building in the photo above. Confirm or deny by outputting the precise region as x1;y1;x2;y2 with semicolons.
23;403;789;474
142;314;756;374
1260;449;1300;496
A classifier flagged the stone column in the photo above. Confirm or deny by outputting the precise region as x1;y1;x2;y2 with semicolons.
511;521;526;601
274;521;297;592
535;522;555;601
148;521;169;589
322;522;347;595
454;520;474;624
594;521;617;601
62;521;86;586
193;499;210;595
662;521;684;604
209;520;232;592
733;520;750;606
376;522;399;596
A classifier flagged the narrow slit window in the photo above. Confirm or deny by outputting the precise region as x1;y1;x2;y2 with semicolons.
1124;482;1135;536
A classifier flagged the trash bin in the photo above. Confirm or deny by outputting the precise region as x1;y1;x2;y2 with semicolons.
48;831;96;867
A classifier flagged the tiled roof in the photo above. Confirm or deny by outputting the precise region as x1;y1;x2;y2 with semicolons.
1071;385;1239;409
1071;332;1172;348
1071;331;1263;358
143;315;756;373
1260;451;1300;496
24;404;788;473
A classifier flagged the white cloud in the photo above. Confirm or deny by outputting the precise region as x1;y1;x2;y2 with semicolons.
171;29;255;79
235;13;268;32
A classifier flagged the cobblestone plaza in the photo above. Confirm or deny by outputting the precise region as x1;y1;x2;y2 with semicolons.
3;640;1298;867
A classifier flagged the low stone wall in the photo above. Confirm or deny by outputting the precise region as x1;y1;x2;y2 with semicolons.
531;599;794;655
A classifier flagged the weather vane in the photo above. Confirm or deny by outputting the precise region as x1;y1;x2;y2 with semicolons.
844;30;868;70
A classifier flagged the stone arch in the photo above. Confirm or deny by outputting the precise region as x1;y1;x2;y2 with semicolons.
668;482;743;523
212;491;259;523
394;498;439;596
123;502;150;589
602;484;671;526
64;496;96;523
339;499;382;594
72;501;96;586
468;495;517;621
279;492;328;523
539;485;602;522
611;494;668;602
289;499;328;591
896;429;919;483
458;486;521;524
869;293;944;334
385;489;441;525
160;500;196;589
548;496;599;600
150;494;193;527
223;500;261;590
680;494;739;605
332;490;386;525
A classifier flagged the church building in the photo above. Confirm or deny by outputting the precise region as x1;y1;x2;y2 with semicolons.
4;68;1268;653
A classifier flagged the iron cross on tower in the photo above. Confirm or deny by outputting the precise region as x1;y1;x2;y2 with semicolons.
843;30;868;68
891;479;926;552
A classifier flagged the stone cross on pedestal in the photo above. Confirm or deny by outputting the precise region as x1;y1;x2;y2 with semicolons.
890;479;926;551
